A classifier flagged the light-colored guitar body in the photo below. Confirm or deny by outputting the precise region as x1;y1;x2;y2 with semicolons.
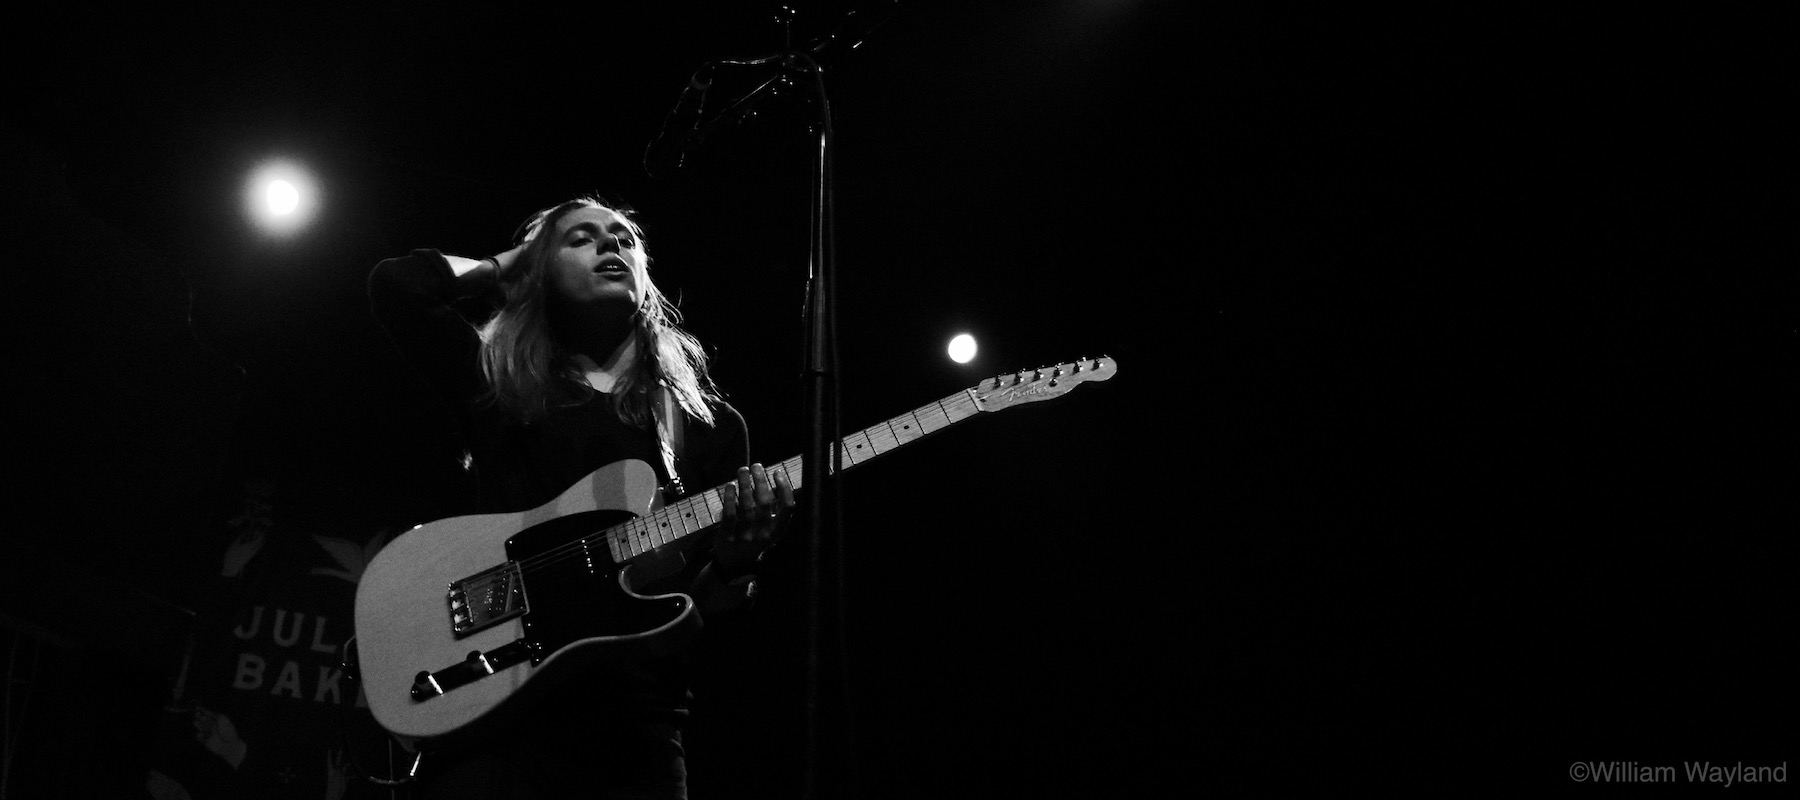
352;459;698;752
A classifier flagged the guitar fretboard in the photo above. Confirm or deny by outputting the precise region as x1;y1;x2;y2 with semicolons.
600;387;985;563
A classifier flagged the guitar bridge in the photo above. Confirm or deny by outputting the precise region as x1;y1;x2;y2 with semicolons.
448;563;528;637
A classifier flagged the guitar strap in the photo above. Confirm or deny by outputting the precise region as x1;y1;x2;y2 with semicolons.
657;385;687;499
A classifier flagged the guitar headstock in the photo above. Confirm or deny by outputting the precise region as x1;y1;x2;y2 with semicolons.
970;356;1118;413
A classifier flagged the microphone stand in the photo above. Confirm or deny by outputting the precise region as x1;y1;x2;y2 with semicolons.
646;8;900;794
795;53;842;800
695;48;844;800
655;39;849;800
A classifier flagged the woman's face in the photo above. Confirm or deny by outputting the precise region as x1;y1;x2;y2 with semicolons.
544;205;648;313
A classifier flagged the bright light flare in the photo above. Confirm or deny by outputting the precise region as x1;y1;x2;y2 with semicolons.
243;160;318;237
947;333;978;364
265;179;300;214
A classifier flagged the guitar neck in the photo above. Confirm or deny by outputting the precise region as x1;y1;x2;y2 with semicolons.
600;355;1117;564
605;387;984;562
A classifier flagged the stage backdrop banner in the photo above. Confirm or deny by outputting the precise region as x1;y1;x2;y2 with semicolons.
146;479;402;800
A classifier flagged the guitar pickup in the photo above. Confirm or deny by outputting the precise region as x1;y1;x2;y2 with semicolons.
411;639;540;701
447;563;528;637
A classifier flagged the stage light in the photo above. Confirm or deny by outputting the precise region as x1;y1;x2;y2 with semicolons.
947;333;978;364
265;179;300;215
243;160;319;238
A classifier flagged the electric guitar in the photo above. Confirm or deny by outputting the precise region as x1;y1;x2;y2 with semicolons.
351;357;1116;750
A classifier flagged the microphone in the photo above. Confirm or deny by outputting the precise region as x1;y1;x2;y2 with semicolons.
642;2;903;178
643;62;718;178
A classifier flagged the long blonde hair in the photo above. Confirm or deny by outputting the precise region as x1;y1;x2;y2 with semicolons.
476;196;718;429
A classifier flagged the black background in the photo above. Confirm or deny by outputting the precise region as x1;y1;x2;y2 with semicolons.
4;2;1791;796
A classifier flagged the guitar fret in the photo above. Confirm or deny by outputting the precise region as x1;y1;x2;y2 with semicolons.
891;412;925;446
673;497;700;537
635;519;656;555
918;400;956;433
773;459;804;492
699;489;723;527
633;518;655;554
652;511;673;547
865;418;899;454
943;393;980;423
861;431;879;460
839;431;875;465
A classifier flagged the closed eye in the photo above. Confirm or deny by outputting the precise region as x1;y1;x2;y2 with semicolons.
565;220;637;250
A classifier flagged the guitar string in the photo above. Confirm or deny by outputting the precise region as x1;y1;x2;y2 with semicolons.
508;398;949;578
503;390;997;578
507;460;799;578
504;410;918;576
486;388;1004;579
442;368;1109;624
505;441;834;578
506;413;915;578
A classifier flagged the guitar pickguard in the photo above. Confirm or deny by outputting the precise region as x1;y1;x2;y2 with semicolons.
394;509;694;713
503;510;688;657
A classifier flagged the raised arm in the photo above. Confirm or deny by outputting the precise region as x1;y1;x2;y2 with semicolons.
367;245;519;415
441;242;525;294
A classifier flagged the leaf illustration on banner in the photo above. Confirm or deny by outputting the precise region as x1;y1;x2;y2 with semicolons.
309;528;395;585
192;705;248;769
221;480;275;578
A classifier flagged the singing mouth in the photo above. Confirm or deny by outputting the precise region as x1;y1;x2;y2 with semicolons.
594;256;628;274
